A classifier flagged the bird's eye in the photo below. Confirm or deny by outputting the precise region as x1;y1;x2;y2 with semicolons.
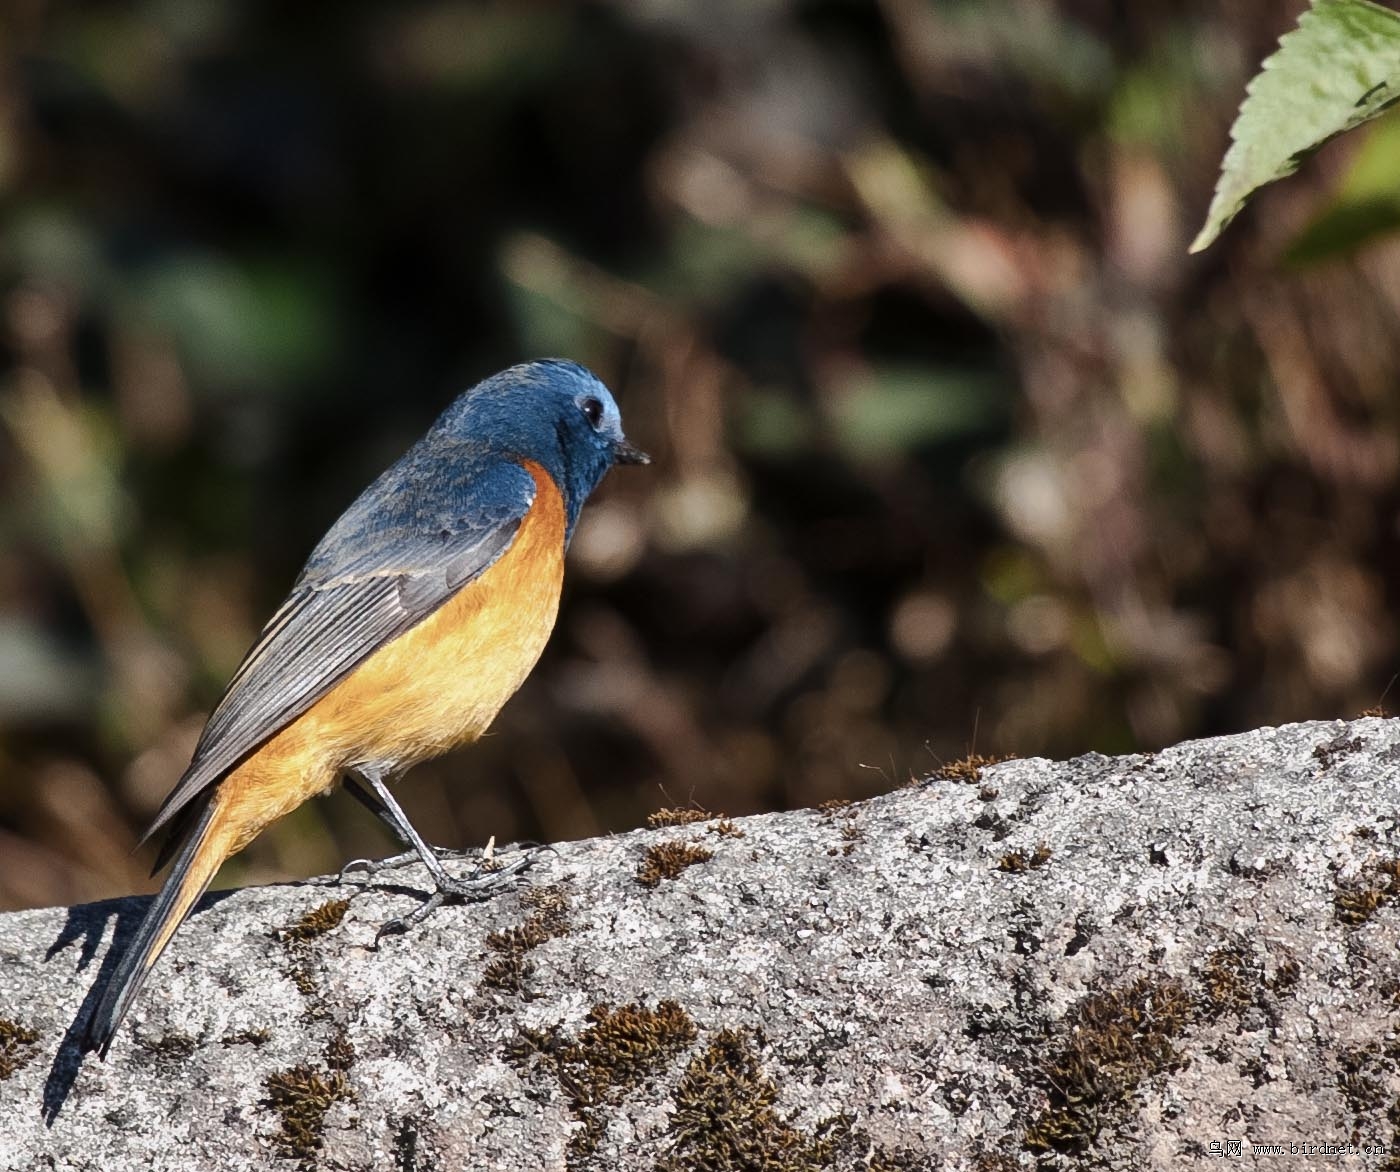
581;397;605;429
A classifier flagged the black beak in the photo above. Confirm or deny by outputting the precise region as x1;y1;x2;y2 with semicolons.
613;438;651;466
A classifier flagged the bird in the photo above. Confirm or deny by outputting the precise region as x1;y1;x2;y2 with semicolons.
82;359;649;1057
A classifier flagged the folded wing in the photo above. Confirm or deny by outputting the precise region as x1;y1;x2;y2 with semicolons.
141;447;536;844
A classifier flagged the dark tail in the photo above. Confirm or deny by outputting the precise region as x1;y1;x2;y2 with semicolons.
83;799;225;1058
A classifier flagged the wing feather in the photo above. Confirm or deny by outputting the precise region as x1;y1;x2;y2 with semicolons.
141;451;536;843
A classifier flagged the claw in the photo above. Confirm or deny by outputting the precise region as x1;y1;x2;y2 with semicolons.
374;890;451;945
332;850;419;885
330;845;485;886
370;848;546;944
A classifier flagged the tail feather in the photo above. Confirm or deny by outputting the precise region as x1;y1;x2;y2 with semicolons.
84;799;225;1058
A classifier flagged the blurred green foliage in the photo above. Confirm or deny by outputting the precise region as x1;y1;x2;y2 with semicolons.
3;0;1400;912
1286;108;1400;262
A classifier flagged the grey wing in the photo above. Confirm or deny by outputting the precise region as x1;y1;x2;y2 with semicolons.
140;456;536;845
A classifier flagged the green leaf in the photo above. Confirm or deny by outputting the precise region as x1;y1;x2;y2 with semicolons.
1190;0;1400;254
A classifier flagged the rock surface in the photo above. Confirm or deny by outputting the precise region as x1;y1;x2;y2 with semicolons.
3;718;1400;1170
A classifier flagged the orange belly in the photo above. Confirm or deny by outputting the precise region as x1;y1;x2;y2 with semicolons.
214;460;566;852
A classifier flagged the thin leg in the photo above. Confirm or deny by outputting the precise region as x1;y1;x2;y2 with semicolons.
352;766;541;941
360;770;458;889
342;774;398;834
335;772;477;882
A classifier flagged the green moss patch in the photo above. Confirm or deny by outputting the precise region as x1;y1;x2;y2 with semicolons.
996;844;1052;873
279;899;351;942
264;1066;353;1168
931;754;1016;784
262;1031;357;1169
481;884;571;993
511;1000;697;1162
1198;945;1258;1018
648;807;718;828
637;841;714;888
274;898;353;1007
1023;977;1191;1155
0;1019;40;1080
659;1029;853;1171
1336;857;1400;926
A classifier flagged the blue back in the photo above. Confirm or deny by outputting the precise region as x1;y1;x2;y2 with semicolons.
430;359;634;540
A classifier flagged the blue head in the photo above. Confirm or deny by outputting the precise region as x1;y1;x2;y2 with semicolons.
433;359;648;537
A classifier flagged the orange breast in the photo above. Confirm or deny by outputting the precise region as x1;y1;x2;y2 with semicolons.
313;458;567;766
213;460;567;850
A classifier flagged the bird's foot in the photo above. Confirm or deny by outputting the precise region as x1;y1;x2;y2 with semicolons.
372;849;546;944
332;845;479;885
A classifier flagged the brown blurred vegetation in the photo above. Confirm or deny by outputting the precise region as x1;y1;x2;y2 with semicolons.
4;0;1400;912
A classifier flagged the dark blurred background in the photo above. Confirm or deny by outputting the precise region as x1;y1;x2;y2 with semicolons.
5;0;1400;912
